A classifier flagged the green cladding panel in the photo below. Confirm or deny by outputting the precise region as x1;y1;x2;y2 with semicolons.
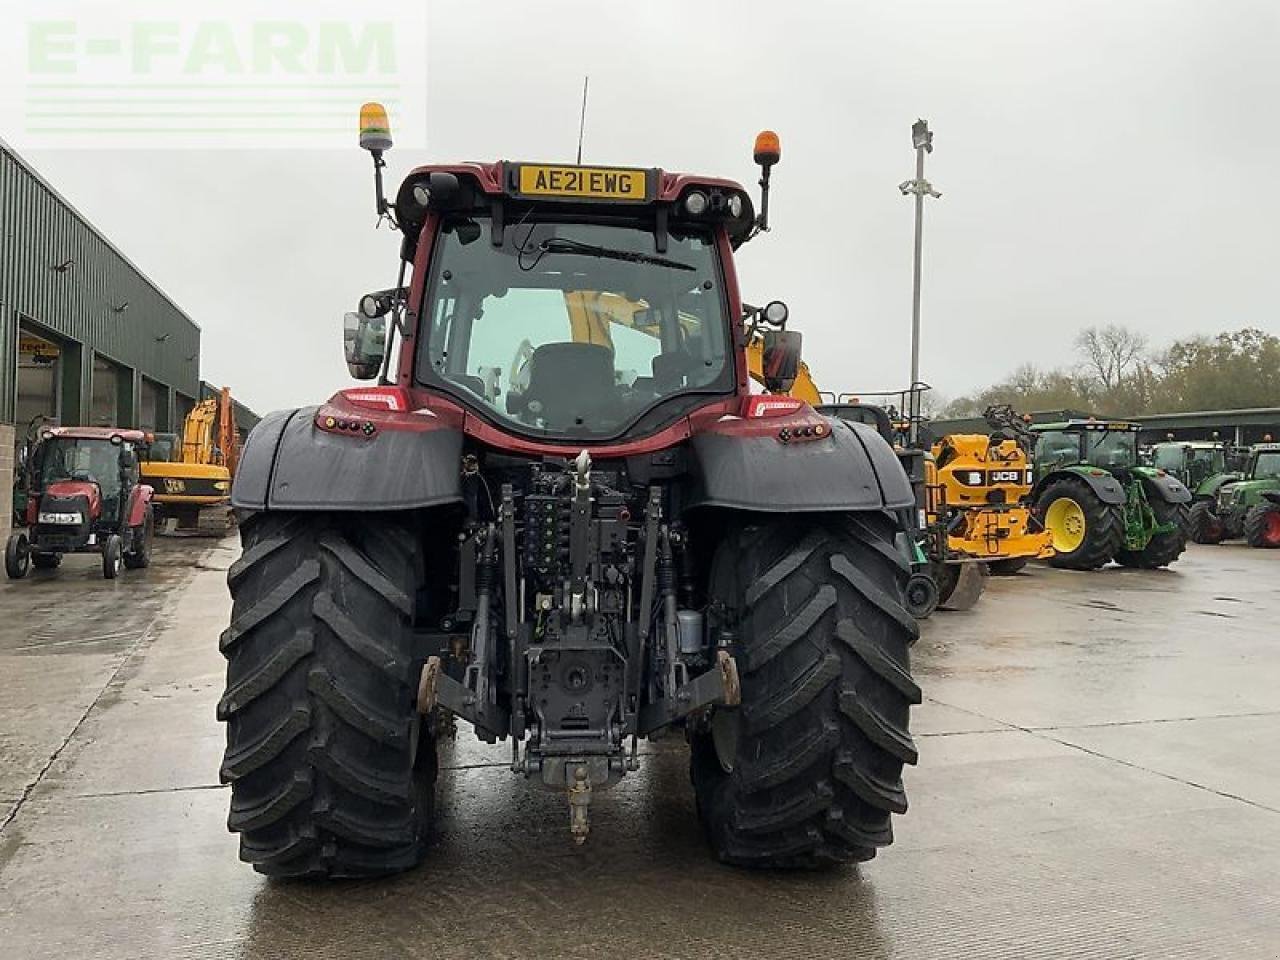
0;141;200;426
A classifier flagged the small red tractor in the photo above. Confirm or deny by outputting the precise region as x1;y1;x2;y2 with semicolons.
5;427;155;580
217;106;921;878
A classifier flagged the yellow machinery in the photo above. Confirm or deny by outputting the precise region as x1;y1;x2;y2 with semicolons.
745;334;822;404
930;419;1054;573
140;386;240;534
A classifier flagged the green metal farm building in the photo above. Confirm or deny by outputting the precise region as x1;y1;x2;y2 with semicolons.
1;139;200;435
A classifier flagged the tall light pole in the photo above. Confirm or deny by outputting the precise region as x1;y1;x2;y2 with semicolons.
898;119;941;444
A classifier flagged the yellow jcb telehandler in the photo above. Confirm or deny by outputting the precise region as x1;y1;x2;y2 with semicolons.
931;405;1054;574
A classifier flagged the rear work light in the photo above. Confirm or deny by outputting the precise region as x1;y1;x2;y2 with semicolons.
341;386;411;412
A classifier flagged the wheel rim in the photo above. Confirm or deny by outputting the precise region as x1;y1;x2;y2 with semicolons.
1045;497;1088;553
1266;511;1280;545
906;577;932;610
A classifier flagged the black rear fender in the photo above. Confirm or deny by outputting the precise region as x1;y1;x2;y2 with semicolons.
1140;471;1192;504
1032;469;1126;506
687;417;914;513
232;406;464;512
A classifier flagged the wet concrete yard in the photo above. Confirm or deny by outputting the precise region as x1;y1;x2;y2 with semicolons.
1;539;1278;958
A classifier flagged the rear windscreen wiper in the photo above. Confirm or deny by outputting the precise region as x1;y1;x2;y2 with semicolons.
538;237;694;271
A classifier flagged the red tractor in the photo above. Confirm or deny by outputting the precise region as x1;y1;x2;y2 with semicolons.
5;427;155;580
218;106;921;878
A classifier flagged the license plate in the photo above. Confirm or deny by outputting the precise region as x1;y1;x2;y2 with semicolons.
515;164;647;201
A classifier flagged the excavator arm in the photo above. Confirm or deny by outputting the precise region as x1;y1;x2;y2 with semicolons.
141;385;240;535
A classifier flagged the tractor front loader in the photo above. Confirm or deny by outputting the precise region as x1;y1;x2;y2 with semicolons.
216;110;923;879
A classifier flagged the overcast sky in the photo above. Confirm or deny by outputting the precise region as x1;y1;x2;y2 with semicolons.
13;0;1280;416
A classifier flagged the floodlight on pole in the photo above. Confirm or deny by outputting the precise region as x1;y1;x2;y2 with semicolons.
900;118;940;445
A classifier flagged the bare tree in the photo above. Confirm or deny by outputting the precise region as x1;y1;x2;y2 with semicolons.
1075;325;1149;391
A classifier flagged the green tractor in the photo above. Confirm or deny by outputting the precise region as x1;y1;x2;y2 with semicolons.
1031;420;1191;570
1191;443;1280;547
1149;440;1243;543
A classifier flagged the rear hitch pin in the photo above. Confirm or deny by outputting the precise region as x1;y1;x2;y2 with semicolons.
567;763;592;844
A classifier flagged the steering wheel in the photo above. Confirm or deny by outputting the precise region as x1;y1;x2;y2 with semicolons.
509;339;535;394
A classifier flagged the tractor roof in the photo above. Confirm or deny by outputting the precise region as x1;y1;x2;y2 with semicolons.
394;161;757;246
1152;440;1224;449
1251;443;1280;452
1032;419;1139;433
41;426;150;444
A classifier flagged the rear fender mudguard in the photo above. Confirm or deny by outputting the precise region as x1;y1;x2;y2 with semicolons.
1034;467;1126;506
1195;472;1241;500
232;406;465;511
687;414;914;513
126;485;153;527
1138;470;1192;504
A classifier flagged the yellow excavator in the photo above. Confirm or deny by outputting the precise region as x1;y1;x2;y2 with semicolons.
140;386;240;535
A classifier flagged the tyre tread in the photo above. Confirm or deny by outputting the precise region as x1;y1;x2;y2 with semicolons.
692;515;918;869
218;513;433;878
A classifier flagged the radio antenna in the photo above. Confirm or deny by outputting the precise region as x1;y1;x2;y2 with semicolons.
576;76;589;164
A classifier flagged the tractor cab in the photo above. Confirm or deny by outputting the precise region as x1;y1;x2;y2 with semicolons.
1032;420;1142;479
5;427;155;580
342;123;802;444
1150;440;1229;492
1241;443;1280;482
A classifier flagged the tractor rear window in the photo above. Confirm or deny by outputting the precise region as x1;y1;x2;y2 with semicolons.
1152;445;1184;471
1253;451;1280;479
416;218;732;440
1086;431;1138;469
1036;431;1081;466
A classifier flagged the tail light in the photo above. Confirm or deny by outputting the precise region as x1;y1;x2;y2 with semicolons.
340;386;411;412
744;396;805;419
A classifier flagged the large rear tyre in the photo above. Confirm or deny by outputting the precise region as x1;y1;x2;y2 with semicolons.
691;513;921;868
1187;500;1224;544
218;512;435;878
1244;504;1280;548
1039;477;1123;570
1116;499;1189;568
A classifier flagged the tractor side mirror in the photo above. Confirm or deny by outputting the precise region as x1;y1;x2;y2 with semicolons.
343;311;387;380
761;329;802;393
